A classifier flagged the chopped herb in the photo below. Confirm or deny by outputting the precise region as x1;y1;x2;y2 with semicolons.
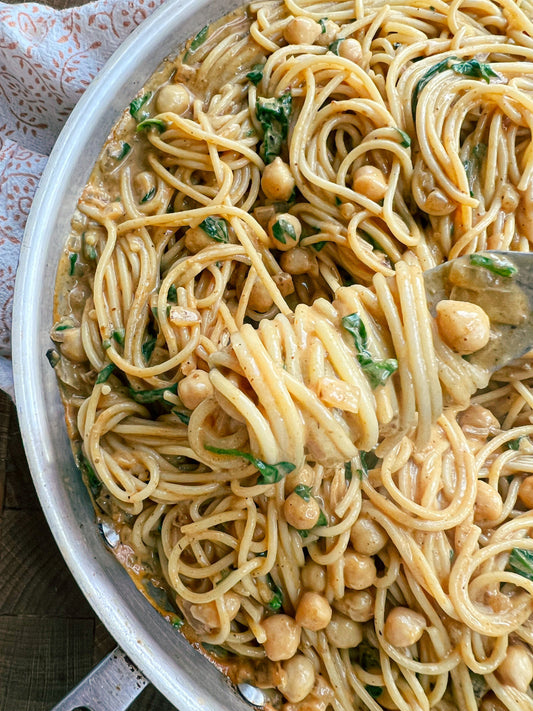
129;382;178;403
317;509;328;527
46;348;60;368
80;454;102;497
344;461;353;481
137;118;167;133
173;410;190;425
312;241;326;252
246;63;264;85
451;59;498;82
69;252;77;275
204;444;295;485
112;329;125;346
298;529;309;538
412;56;458;118
102;339;111;350
55;324;72;331
365;686;383;700
115;142;131;160
172;617;184;629
328;39;345;55
469;253;517;278
395;128;411;148
130;93;151;120
266;574;283;611
202;643;229;658
141;186;156;203
272;216;296;245
199;216;229;243
506;437;526;450
335;196;342;206
96;363;116;384
167;285;178;303
294;483;312;501
256;93;292;164
319;17;328;33
509;548;533;581
358;449;379;479
142;336;157;363
190;25;209;52
342;312;398;388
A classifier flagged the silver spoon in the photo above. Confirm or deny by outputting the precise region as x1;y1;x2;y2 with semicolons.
424;250;533;371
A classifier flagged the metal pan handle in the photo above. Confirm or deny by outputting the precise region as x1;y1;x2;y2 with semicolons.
50;647;148;711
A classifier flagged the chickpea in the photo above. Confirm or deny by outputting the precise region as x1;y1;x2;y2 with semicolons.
261;157;295;202
436;300;490;355
459;404;499;435
424;189;455;216
295;592;332;631
189;601;220;629
278;654;316;703
496;643;533;691
58;327;87;362
519;476;533;509
335;590;374;622
316;19;339;46
284;16;321;45
338;38;363;65
352;165;388;202
156;83;190;114
184;226;213;253
248;278;274;312
285;465;315;493
301;560;327;593
268;213;301;251
273;270;295;297
284;491;320;530
384;607;426;647
343;550;376;590
326;612;363;648
262;614;301;661
178;369;213;410
474;480;503;522
350;516;388;556
280;247;316;276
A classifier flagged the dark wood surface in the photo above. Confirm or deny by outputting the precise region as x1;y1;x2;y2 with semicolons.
1;1;176;708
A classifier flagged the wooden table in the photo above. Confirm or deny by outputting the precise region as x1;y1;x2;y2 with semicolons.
0;1;176;708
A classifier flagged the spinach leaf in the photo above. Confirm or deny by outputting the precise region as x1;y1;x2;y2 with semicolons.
412;56;458;118
172;409;190;425
365;686;383;700
202;643;230;658
167;284;178;303
266;574;283;611
115;142;131;160
469;253;517;278
451;59;498;82
130;93;151;120
317;509;328;527
319;18;328;33
80;454;102;497
129;382;178;403
137;118;167;133
312;241;326;252
199;216;229;243
141;336;157;363
247;63;264;85
204;444;295;485
112;328;125;346
141;186;156;204
69;252;77;276
509;548;533;581
256;93;292;164
96;363;116;384
272;216;297;245
342;313;398;388
189;25;208;52
358;449;379;479
46;348;60;368
328;39;345;55
344;461;353;481
463;143;486;196
294;483;312;501
395;128;411;148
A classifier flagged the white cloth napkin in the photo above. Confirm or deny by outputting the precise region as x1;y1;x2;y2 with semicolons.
0;0;163;398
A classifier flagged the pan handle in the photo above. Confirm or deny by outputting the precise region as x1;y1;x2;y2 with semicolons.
50;647;148;711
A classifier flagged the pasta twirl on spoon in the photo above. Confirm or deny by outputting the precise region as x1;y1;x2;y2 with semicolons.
49;1;533;709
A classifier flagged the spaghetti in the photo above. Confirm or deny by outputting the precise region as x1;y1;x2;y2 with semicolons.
50;1;533;709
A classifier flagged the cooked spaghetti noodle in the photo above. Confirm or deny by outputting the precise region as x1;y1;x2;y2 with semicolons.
50;1;533;709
